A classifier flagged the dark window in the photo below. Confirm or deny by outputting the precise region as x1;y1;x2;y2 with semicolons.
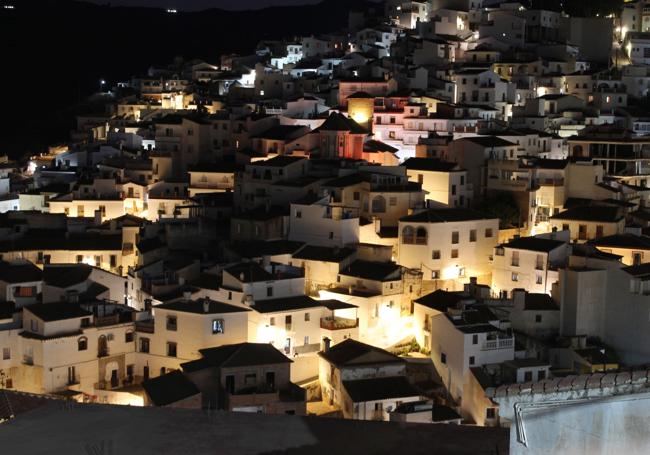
441;352;447;364
78;337;88;351
166;316;177;331
524;371;533;382
472;334;478;345
486;408;496;419
267;286;273;297
125;331;134;343
469;356;475;365
167;342;177;357
140;338;150;353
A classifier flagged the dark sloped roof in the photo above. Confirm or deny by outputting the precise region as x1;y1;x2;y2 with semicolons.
591;234;650;249
414;290;468;312
462;136;517;148
253;155;306;167
252;296;322;313
196;342;292;369
142;370;199;406
154;298;250;315
343;376;419;402
293;245;356;262
347;91;374;99
224;263;273;282
26;303;92;322
322;173;366;188
552;206;623;222
314;112;368;134
402;158;460;172
43;265;93;288
0;261;42;284
340;260;401;281
622;262;650;277
501;236;565;252
431;404;462;422
400;208;495;223
318;299;358;310
363;140;398;154
319;338;402;367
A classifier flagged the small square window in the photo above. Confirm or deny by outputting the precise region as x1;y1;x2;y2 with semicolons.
535;314;542;323
432;250;441;260
451;249;459;259
469;356;475;365
304;312;310;322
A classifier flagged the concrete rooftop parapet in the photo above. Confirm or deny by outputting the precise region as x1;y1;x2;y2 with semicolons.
485;369;650;399
615;372;631;386
571;375;589;390
557;375;577;391
586;373;605;389
631;369;649;384
600;373;617;388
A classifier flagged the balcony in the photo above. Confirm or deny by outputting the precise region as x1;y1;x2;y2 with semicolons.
135;320;155;333
320;316;359;330
98;348;110;358
482;337;514;351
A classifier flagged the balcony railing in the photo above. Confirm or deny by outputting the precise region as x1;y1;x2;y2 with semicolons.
482;337;514;351
294;343;321;355
135;320;155;333
320;316;359;331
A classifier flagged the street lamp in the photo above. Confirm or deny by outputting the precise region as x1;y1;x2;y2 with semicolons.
99;79;106;92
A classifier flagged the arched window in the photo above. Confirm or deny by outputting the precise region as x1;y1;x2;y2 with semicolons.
372;195;386;213
415;227;428;245
572;145;583;155
402;226;415;244
78;337;88;351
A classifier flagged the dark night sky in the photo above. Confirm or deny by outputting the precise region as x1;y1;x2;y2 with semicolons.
88;0;321;10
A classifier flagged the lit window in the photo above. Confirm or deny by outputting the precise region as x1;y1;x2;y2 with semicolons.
212;319;225;334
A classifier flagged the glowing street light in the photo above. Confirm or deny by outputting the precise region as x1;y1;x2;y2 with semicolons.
99;79;106;92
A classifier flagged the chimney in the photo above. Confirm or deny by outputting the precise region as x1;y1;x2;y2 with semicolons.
323;337;331;352
183;291;192;301
512;289;526;311
240;272;245;281
203;298;210;313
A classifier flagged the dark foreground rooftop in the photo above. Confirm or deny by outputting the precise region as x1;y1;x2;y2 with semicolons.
0;391;509;455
